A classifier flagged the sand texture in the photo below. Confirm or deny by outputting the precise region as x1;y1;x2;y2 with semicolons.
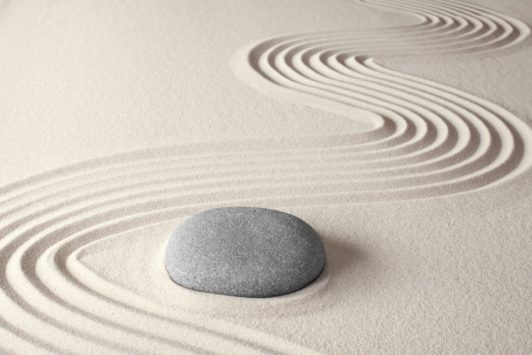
0;0;531;353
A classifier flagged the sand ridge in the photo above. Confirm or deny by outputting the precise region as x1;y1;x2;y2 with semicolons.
232;0;532;200
0;0;531;353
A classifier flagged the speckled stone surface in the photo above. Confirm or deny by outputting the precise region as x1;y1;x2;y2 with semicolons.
165;207;326;297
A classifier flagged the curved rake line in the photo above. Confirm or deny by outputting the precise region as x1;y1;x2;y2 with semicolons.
1;0;531;353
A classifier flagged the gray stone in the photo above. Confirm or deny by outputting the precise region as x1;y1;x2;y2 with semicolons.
165;207;326;297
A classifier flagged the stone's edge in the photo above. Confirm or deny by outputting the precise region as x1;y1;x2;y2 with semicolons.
164;244;326;298
164;258;326;298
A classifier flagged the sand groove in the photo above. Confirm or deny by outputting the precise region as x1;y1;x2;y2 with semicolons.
1;0;531;353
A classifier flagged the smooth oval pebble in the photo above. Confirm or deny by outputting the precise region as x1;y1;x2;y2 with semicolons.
165;207;326;297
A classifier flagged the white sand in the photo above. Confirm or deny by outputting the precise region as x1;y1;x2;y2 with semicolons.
1;0;531;353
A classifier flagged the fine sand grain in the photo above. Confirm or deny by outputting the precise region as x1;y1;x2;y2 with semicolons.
0;0;531;353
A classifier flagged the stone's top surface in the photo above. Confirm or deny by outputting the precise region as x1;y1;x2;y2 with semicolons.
165;207;326;298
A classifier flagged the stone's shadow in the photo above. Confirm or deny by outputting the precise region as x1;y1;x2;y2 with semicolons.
259;232;373;317
149;230;375;319
321;234;368;280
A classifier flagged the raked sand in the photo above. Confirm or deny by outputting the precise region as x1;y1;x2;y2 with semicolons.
1;0;531;353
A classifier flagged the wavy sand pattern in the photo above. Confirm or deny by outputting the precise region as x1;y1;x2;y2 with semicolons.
1;0;531;353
